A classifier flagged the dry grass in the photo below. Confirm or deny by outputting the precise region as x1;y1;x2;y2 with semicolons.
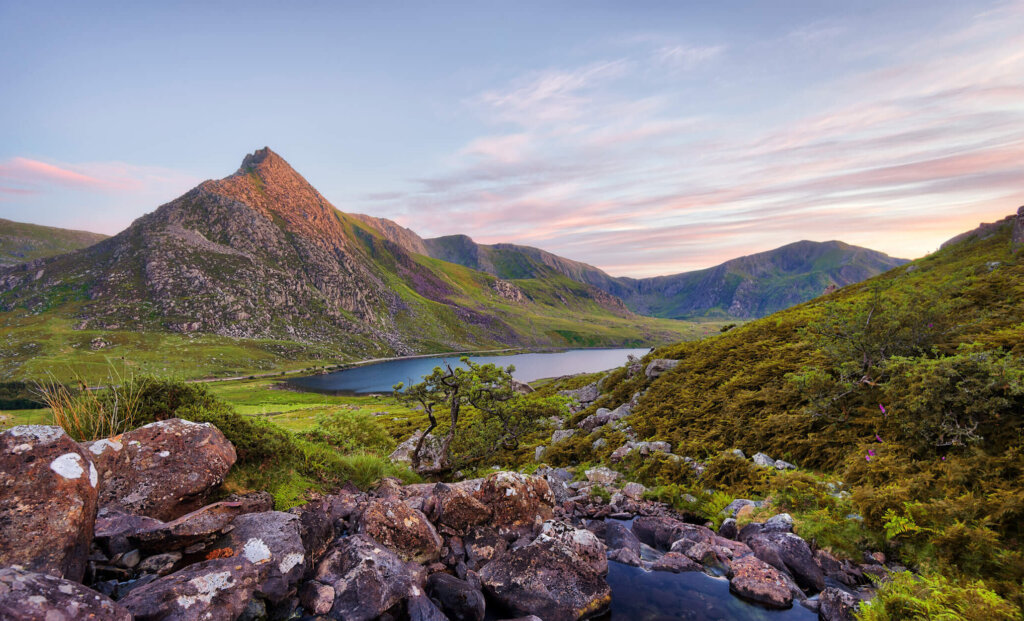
33;367;143;440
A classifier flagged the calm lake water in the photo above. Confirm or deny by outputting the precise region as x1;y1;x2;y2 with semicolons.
288;348;650;394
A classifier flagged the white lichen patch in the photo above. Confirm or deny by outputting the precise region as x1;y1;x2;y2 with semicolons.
88;438;123;455
50;453;85;480
242;538;272;564
279;552;303;574
176;571;234;609
11;443;32;454
158;450;170;457
89;462;99;488
9;425;65;445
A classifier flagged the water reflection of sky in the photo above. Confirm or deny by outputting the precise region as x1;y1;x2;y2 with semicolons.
289;348;650;394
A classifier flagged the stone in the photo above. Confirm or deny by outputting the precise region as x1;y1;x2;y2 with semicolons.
722;498;761;517
426;573;486;621
215;510;306;605
728;555;793;609
731;449;746;459
651;551;702;573
474;471;555;538
301;534;426;621
607;547;642;566
0;566;132;621
740;526;825;592
389;431;447;474
578;404;631;432
559;382;599;406
358;497;443;563
1012;205;1024;252
603;521;642;557
621;482;646;500
138;551;183;576
752;452;777;468
94;509;165;556
764;512;795;533
551;429;577;444
645;358;679;379
585;466;623;486
426;482;492;535
88;418;236;521
775;459;797;470
592;438;607;450
534;445;545;461
464;526;508;570
479;540;612;621
0;425;98;581
287;493;358;572
632;516;714;551
510;379;535;395
222;490;275;513
536;520;608;575
719;518;738;540
818;586;862;621
127;501;244;552
119;557;259;621
407;591;449;621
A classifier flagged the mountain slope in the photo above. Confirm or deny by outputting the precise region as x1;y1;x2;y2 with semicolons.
366;223;906;319
0;149;702;380
525;207;1024;604
0;218;107;266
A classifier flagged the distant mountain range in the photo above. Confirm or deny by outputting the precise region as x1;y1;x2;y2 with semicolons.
0;218;108;267
0;147;906;366
354;222;907;320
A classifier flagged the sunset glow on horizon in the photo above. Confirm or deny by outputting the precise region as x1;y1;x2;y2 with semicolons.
1;1;1022;277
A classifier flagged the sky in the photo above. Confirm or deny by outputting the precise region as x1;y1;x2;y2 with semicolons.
1;1;1022;277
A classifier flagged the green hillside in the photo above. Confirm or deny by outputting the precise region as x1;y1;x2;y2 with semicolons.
0;218;107;266
515;212;1024;608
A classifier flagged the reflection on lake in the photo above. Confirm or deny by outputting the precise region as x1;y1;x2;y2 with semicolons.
288;348;650;394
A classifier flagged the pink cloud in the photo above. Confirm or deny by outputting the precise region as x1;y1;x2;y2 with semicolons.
0;157;110;190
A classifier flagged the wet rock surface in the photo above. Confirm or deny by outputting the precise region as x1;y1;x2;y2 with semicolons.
0;425;98;581
728;554;794;609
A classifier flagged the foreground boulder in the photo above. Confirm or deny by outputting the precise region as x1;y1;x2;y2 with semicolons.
728;555;793;609
424;482;492;535
126;501;244;553
0;425;98;581
215;510;306;605
426;573;486;621
87;418;236;520
0;566;131;621
474;471;555;538
118;557;259;621
740;525;825;592
301;534;426;621
357;497;443;563
535;520;608;575
479;538;612;621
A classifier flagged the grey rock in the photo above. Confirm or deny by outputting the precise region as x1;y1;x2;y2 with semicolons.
585;466;623;486
551;429;577;444
0;566;132;621
215;510;306;605
389;431;448;475
645;358;679;379
752;452;777;468
426;573;485;621
119;557;260;621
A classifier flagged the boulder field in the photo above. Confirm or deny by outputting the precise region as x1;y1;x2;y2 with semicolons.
0;421;885;620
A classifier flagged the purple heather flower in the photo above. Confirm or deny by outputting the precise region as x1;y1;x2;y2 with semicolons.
868;449;876;457
865;454;871;462
875;435;883;443
942;456;946;461
879;404;887;415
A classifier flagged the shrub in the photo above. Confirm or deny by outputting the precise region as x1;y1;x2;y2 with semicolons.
302;409;395;454
856;571;1020;621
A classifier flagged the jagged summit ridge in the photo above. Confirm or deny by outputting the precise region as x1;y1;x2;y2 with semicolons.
236;146;278;174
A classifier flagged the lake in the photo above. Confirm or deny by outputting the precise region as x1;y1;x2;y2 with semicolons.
288;348;650;394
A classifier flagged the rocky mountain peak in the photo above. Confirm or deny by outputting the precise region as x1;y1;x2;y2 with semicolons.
236;146;279;173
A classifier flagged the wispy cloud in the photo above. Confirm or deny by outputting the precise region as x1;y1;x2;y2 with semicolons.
360;5;1024;277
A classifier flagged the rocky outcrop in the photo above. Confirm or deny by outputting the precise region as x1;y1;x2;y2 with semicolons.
474;471;555;538
479;534;612;621
118;557;259;621
0;426;98;581
423;482;492;535
301;534;426;621
357;498;443;563
0;566;131;621
426;573;486;621
728;555;793;608
87;419;236;520
740;523;825;592
1014;205;1024;252
215;510;306;605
